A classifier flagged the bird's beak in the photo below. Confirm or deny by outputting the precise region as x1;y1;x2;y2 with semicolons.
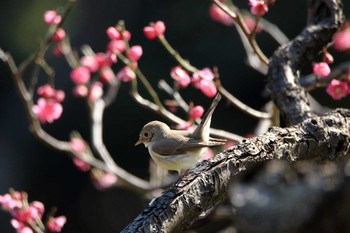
135;139;143;146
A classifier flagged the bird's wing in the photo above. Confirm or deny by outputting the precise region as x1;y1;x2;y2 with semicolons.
151;137;225;156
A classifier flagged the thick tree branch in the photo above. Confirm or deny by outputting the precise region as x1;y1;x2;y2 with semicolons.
267;0;344;126
122;109;350;232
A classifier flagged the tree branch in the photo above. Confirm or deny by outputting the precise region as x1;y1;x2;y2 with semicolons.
122;109;350;232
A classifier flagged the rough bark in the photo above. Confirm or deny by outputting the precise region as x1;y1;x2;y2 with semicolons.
122;0;345;232
267;0;343;126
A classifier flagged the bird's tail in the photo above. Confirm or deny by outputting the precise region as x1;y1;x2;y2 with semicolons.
191;93;221;140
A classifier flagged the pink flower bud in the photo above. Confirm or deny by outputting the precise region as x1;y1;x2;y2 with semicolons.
249;0;268;16
53;43;64;57
117;66;136;82
11;219;33;233
92;172;118;190
122;30;132;40
70;66;91;85
52;28;66;42
143;26;157;40
333;30;350;51
313;62;331;78
43;10;62;25
80;56;99;72
106;26;121;40
88;82;103;102
326;79;349;100
189;105;204;119
192;68;214;81
107;40;126;53
47;216;67;232
70;138;86;154
154;21;166;35
197;80;217;97
127;45;143;61
73;158;90;172
95;52;113;68
209;4;234;26
170;66;191;88
73;85;88;98
37;84;55;98
144;21;166;40
100;67;115;83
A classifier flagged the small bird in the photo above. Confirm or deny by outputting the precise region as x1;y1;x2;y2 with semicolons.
135;94;226;174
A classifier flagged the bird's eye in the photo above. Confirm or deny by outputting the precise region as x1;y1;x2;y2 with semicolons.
143;132;148;138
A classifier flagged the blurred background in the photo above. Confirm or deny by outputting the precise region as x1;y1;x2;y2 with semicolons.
0;0;349;232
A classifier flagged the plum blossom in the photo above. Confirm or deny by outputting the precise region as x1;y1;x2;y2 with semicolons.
192;68;217;97
107;39;126;53
189;105;204;120
92;171;118;190
117;66;136;82
43;10;61;25
73;158;91;172
80;56;99;72
326;79;349;100
127;45;143;61
52;28;66;42
249;0;268;16
170;66;191;88
333;30;350;51
144;21;166;40
32;98;63;124
100;67;115;83
47;216;67;232
313;62;331;78
70;66;91;85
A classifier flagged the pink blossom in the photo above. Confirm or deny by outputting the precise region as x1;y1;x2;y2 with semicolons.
333;30;350;51
326;79;349;100
88;82;103;102
192;68;214;81
52;28;66;42
170;66;191;88
92;172;118;190
106;26;121;40
122;30;132;41
209;4;234;26
249;0;268;16
32;98;63;123
73;158;90;172
70;66;91;84
313;62;331;78
144;21;166;40
80;56;99;72
12;204;42;222
73;85;88;98
100;67;115;83
0;193;23;211
197;79;217;98
37;85;55;99
127;45;143;61
70;138;86;154
95;53;113;68
47;216;67;232
117;66;136;82
43;10;61;25
189;105;204;120
11;219;33;233
107;40;126;53
37;85;65;102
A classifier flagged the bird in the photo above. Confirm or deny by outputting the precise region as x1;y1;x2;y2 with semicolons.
135;93;226;174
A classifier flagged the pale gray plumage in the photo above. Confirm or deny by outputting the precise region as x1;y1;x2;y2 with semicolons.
135;94;225;173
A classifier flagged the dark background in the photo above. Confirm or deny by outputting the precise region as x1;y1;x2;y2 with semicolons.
0;0;349;232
